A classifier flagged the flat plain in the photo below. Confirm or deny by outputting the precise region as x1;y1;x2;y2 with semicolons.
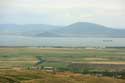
0;47;125;83
0;48;125;68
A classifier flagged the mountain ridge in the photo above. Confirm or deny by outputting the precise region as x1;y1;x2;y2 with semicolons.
0;22;125;37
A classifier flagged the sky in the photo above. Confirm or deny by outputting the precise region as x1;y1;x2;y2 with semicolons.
0;0;125;28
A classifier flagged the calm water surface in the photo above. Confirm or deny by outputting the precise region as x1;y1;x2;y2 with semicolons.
0;35;125;47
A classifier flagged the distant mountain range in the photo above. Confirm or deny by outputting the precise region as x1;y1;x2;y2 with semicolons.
0;22;125;37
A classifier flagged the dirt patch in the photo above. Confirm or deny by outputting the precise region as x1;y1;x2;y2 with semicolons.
88;61;125;64
84;58;109;61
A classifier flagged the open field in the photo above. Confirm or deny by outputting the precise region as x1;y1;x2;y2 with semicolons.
0;47;125;82
0;48;125;68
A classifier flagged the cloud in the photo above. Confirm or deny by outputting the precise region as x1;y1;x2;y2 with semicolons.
0;0;125;28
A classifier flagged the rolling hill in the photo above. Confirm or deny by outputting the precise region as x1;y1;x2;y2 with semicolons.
0;22;125;37
37;22;125;37
0;24;60;36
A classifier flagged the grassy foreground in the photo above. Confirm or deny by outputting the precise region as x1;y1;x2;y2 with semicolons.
0;69;124;83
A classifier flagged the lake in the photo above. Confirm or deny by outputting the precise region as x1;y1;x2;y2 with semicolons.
0;35;125;47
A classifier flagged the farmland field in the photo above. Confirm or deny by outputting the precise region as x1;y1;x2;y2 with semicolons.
0;48;125;68
0;47;125;83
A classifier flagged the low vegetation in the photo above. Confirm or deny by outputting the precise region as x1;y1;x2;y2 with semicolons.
0;47;125;82
0;70;125;83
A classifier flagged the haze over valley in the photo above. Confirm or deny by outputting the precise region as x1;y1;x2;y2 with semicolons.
0;22;125;38
0;22;125;47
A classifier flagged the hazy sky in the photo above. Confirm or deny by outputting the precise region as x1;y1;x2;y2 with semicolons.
0;0;125;28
